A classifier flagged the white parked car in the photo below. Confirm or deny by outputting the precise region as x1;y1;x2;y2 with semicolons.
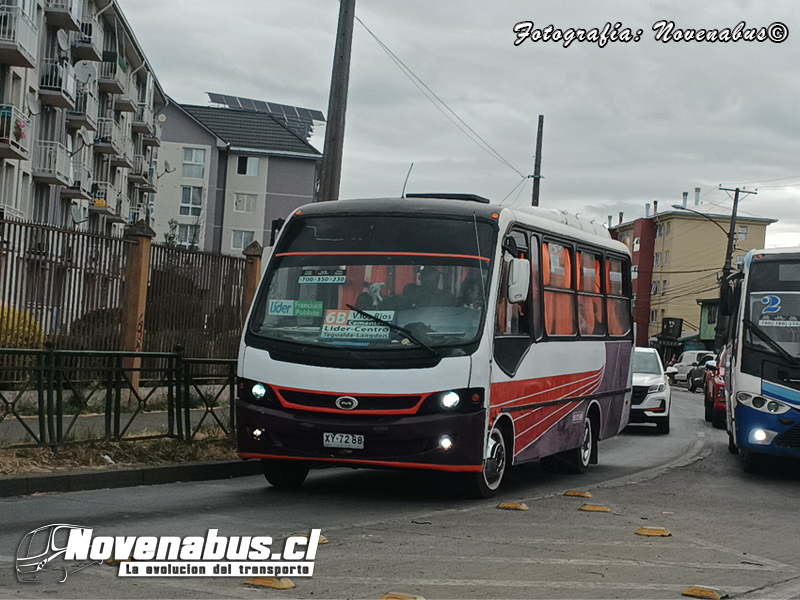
629;347;676;434
671;350;714;384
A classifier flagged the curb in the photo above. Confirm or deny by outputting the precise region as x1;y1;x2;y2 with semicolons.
0;459;262;498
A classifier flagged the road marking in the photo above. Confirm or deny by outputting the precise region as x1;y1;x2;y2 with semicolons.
730;574;800;599
692;538;799;573
319;576;753;593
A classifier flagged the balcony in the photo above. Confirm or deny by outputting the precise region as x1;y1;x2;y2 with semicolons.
67;83;99;132
0;6;38;69
98;52;126;95
32;140;71;186
94;118;122;155
139;170;157;194
90;181;117;217
142;121;161;148
61;158;92;200
40;59;77;109
115;76;137;113
71;17;103;62
129;155;148;184
0;105;32;160
110;137;134;169
132;102;153;135
113;192;130;223
44;0;82;32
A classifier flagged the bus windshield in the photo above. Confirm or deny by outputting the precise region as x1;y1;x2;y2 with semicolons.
249;215;497;352
745;260;800;357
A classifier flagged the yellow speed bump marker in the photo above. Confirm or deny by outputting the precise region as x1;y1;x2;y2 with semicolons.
636;527;672;537
579;504;611;512
564;490;593;498
380;594;426;600
245;577;296;590
496;501;529;511
291;532;330;544
681;586;727;599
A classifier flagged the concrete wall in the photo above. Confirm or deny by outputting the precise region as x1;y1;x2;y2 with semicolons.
263;156;317;246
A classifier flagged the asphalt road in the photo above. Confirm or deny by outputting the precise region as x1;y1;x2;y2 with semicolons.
2;387;800;599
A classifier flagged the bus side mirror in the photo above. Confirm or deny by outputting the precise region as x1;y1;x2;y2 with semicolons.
508;258;530;303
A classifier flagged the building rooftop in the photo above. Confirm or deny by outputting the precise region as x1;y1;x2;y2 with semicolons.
611;205;778;231
181;105;322;158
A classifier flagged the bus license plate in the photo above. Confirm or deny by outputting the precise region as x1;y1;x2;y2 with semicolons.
323;432;364;449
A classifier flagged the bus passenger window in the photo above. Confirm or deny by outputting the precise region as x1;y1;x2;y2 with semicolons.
607;257;632;337
578;251;606;336
544;242;576;336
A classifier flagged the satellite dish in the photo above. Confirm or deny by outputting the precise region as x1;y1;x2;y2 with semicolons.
57;30;70;52
26;92;41;116
164;161;171;172
71;202;89;225
157;114;167;123
78;126;93;147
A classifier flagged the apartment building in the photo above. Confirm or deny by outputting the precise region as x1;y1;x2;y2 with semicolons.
151;95;322;254
610;190;777;350
0;0;165;235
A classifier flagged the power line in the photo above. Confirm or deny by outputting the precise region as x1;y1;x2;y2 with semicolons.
500;177;527;205
352;13;527;179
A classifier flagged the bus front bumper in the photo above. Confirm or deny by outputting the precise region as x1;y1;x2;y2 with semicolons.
236;401;486;472
735;405;800;457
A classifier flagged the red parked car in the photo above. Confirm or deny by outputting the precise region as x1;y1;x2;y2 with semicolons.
703;347;727;429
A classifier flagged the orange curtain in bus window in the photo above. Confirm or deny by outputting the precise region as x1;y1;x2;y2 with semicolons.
544;243;575;336
341;265;367;309
606;259;630;336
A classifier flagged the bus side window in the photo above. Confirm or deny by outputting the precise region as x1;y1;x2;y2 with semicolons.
607;257;632;337
529;236;542;340
544;241;576;336
578;250;606;337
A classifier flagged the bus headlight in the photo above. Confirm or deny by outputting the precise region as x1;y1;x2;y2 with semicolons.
737;392;791;415
441;391;461;409
252;383;267;400
440;436;454;450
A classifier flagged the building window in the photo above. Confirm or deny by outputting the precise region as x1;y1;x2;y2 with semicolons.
183;148;206;179
656;224;664;238
708;304;718;324
180;186;203;216
232;229;255;250
234;193;256;213
667;222;671;236
738;225;747;240
177;224;199;249
662;280;668;295
237;156;259;176
665;250;669;265
654;252;661;267
633;237;641;252
631;265;638;280
649;309;658;324
651;281;660;295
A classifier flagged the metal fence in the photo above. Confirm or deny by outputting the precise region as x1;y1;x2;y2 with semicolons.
0;346;237;450
0;219;132;355
145;243;246;360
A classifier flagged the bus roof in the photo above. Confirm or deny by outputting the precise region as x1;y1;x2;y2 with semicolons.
293;197;628;256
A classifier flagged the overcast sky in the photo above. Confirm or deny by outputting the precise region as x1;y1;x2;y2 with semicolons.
122;0;800;247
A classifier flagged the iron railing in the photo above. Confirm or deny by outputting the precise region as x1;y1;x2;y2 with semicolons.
0;345;237;450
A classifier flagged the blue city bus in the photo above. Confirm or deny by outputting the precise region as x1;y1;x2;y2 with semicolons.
726;247;800;472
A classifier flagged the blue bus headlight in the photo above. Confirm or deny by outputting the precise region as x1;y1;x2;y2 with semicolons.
441;391;461;409
252;383;267;400
737;392;791;415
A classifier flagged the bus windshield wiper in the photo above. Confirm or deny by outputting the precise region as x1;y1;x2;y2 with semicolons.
345;304;439;357
743;318;799;366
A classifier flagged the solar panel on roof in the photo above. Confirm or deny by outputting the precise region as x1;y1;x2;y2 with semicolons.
208;92;226;104
253;100;268;112
240;98;256;111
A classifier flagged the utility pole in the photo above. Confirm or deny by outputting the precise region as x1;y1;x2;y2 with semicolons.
531;115;544;206
715;186;757;350
317;0;356;202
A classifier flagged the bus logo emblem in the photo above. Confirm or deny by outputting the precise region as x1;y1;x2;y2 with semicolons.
335;397;358;410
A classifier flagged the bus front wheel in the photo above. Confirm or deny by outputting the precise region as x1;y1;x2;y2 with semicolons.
460;426;506;498
261;460;310;488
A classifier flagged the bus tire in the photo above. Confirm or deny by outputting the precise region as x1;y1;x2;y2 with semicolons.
460;426;506;498
561;416;595;474
740;449;763;474
261;460;310;488
728;430;738;454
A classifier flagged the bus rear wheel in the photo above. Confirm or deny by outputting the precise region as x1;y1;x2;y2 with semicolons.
541;417;595;474
460;426;506;498
261;459;310;488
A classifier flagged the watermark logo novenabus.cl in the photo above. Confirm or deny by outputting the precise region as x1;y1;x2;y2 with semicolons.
17;525;321;582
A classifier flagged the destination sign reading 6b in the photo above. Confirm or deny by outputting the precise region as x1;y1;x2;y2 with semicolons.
325;310;393;324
